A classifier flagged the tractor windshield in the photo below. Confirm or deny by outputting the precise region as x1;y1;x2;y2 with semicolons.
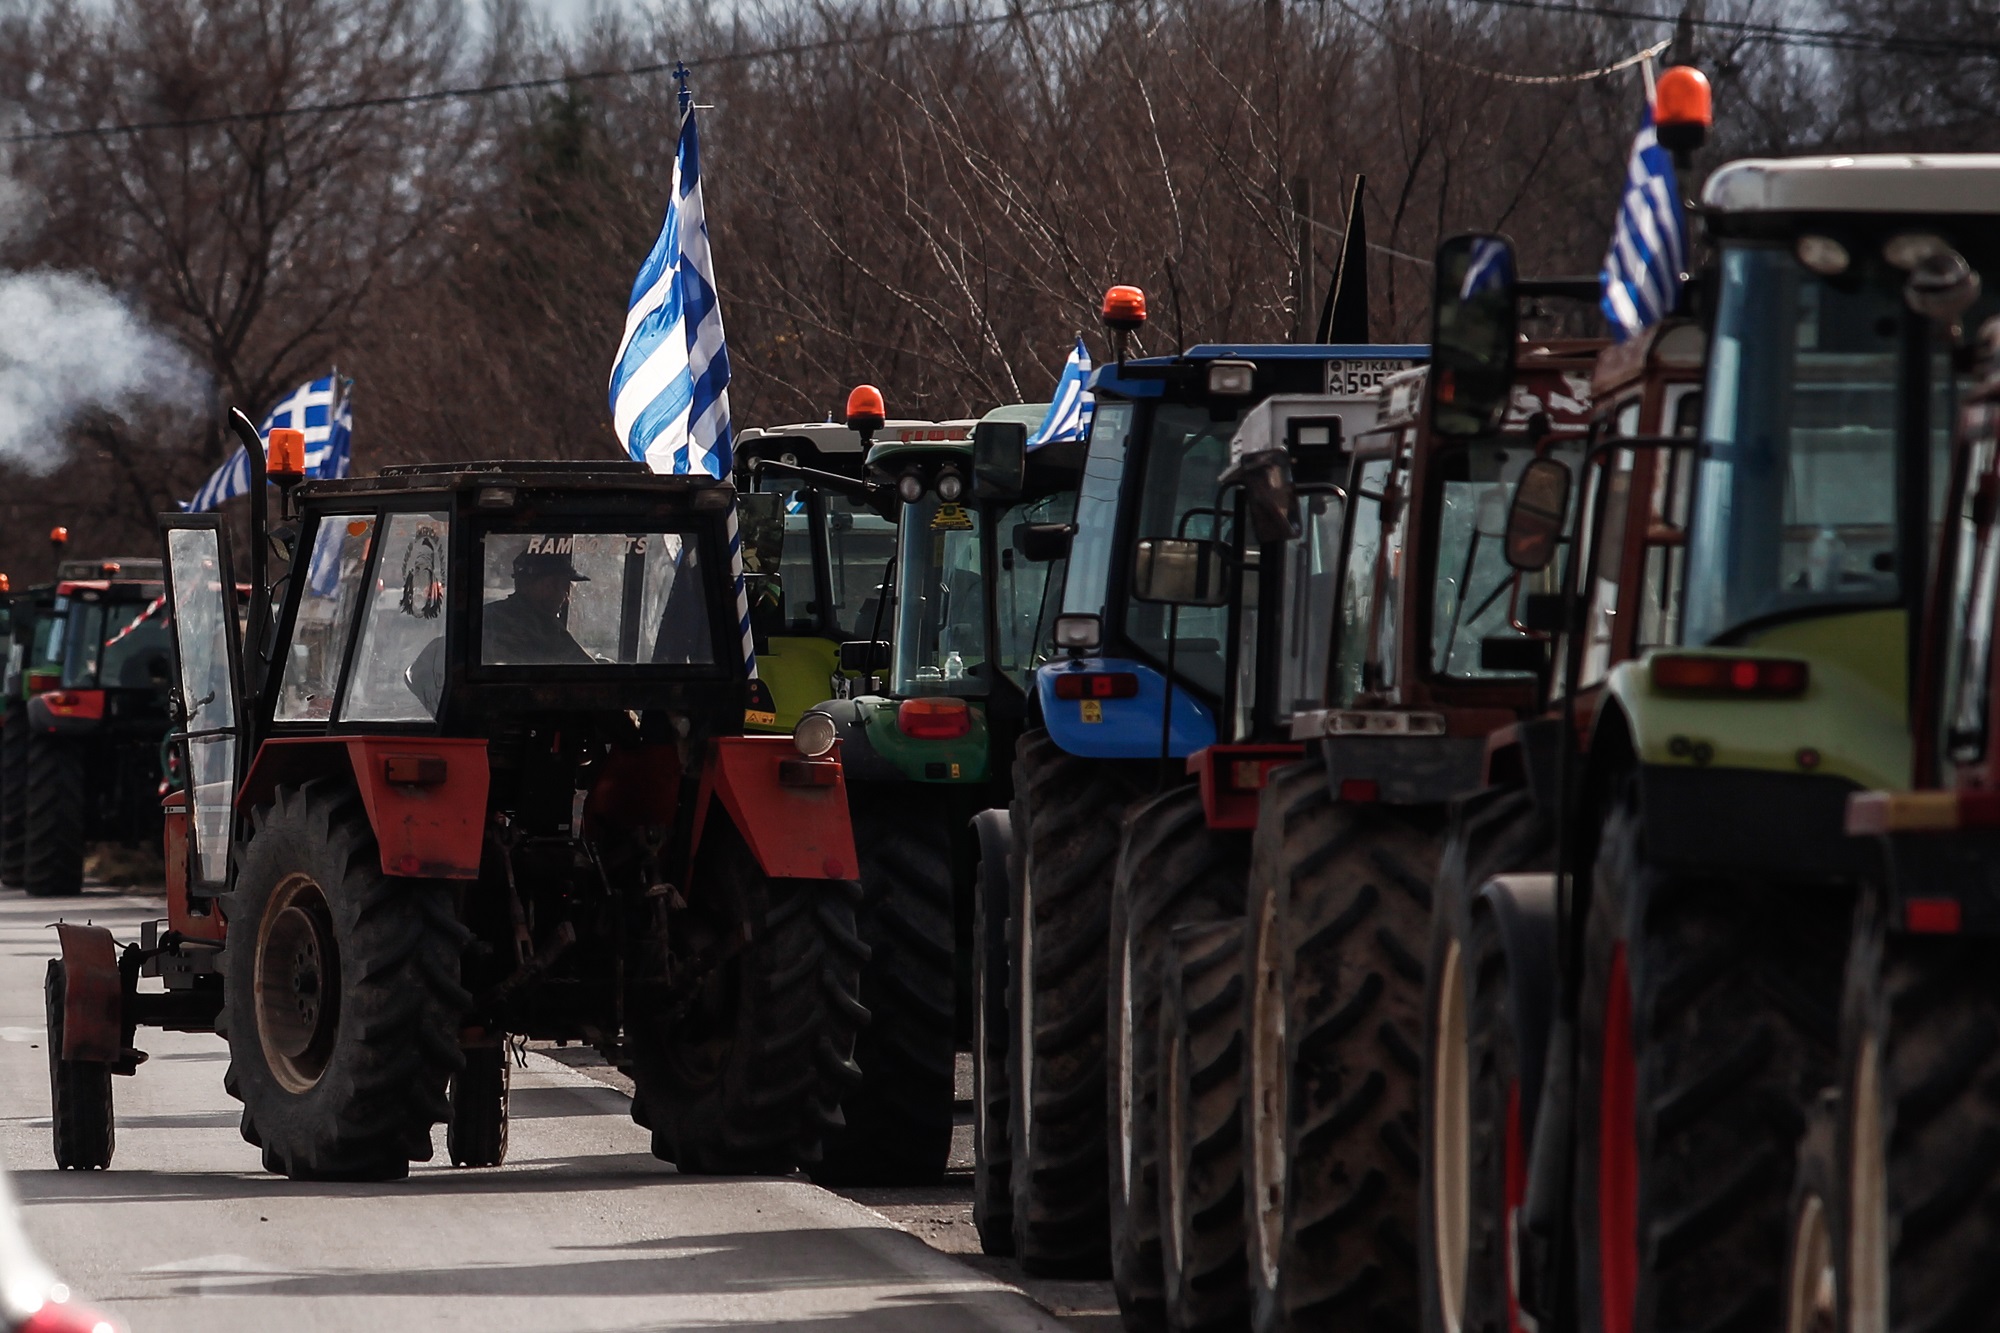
741;483;896;643
1275;491;1346;715
993;486;1077;689
826;495;898;641
1685;242;1966;643
60;592;172;689
892;494;988;696
477;530;715;667
1060;399;1134;624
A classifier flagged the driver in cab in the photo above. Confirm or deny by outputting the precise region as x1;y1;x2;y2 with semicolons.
484;542;593;665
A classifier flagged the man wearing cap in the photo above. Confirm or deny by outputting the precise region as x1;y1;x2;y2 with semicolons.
483;541;593;665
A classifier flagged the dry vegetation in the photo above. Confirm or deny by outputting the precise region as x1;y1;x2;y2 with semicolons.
0;0;1975;572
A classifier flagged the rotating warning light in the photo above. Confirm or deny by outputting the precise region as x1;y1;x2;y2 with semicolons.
845;384;886;436
49;527;67;546
1101;285;1148;332
1654;66;1711;153
265;427;306;480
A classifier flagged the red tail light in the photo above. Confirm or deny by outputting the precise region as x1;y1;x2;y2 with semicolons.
42;689;105;720
21;1298;124;1333
898;697;972;739
1650;654;1809;698
25;670;60;695
1904;898;1962;934
1052;672;1139;701
1338;779;1380;803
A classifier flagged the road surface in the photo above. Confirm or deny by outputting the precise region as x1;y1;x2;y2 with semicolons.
0;888;1103;1331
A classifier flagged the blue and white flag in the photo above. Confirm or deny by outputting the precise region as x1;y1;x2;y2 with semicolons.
609;73;753;679
1026;336;1094;449
609;85;733;479
185;374;353;512
1599;104;1685;342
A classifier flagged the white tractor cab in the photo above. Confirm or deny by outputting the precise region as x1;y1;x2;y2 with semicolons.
732;418;973;731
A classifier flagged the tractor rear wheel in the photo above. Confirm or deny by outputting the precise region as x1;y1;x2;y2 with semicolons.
973;828;1015;1254
1782;1093;1840;1333
1159;918;1250;1333
1245;761;1439;1333
0;703;24;885
1008;728;1144;1276
1109;785;1250;1329
221;779;469;1181
1831;897;2000;1333
23;732;86;897
44;960;114;1170
1574;777;1845;1333
1421;788;1548;1333
630;821;866;1175
447;1043;510;1168
812;794;956;1186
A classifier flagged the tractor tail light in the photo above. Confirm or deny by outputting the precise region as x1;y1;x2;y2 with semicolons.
20;1297;124;1333
1651;654;1809;698
1338;779;1380;803
25;670;60;695
1052;672;1139;701
1904;898;1962;934
42;689;104;720
898;697;972;739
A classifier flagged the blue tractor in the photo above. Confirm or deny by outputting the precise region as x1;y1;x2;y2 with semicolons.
978;279;1423;1275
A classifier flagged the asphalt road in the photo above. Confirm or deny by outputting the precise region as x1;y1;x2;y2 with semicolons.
0;888;1100;1332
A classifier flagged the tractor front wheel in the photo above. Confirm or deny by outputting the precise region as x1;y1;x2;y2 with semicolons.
221;779;469;1180
447;1042;510;1168
811;795;956;1186
45;960;113;1170
23;732;86;897
629;821;866;1175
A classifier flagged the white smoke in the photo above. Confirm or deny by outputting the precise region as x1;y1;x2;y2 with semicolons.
0;268;202;472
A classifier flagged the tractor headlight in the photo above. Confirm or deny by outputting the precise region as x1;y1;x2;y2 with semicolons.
935;468;965;503
793;711;838;758
896;472;926;504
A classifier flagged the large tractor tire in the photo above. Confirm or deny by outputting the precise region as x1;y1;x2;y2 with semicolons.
447;1042;510;1168
973;827;1015;1254
44;960;114;1170
813;796;957;1186
1244;761;1440;1333
1827;896;2000;1333
220;779;469;1180
1007;728;1144;1276
23;732;86;897
1574;777;1845;1333
1159;918;1250;1333
1109;786;1250;1330
1782;1093;1840;1333
630;820;866;1175
0;703;23;885
1421;788;1549;1333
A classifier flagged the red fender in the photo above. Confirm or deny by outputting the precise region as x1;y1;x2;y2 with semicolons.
54;923;121;1063
1186;743;1306;830
690;736;858;880
164;791;226;942
239;737;491;879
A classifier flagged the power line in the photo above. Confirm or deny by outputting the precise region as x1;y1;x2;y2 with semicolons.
0;0;1125;145
1458;0;2000;60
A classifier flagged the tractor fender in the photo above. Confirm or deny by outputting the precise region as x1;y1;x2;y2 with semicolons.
54;923;122;1063
238;737;490;880
807;698;906;783
1470;873;1558;1142
689;735;859;880
1035;657;1217;760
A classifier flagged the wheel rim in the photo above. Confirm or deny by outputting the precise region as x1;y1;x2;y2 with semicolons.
1849;1028;1887;1333
1016;848;1036;1167
1249;878;1288;1292
255;873;340;1094
1598;941;1639;1333
1117;924;1137;1206
1787;1188;1838;1333
1434;937;1472;1333
1162;1015;1188;1287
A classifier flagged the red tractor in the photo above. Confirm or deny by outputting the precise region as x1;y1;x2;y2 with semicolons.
44;419;866;1181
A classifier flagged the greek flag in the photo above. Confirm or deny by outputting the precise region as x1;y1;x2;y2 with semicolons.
609;83;732;479
304;390;358;597
1599;104;1685;342
608;73;753;679
1026;336;1093;449
184;374;353;512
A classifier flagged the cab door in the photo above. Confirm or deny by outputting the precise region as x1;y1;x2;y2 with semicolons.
161;518;245;890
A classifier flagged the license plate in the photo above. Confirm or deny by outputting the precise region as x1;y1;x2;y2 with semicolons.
1326;359;1418;396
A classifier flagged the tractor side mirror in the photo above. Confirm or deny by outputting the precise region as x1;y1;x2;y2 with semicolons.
1131;537;1230;606
1429;233;1520;440
839;639;891;673
1504;458;1573;572
1014;522;1074;563
973;421;1029;499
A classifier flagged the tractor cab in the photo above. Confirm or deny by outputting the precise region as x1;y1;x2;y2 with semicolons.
733;418;964;729
1043;326;1423;761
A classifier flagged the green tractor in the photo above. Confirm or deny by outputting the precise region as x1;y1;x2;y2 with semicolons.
732;416;963;733
792;396;1085;1186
